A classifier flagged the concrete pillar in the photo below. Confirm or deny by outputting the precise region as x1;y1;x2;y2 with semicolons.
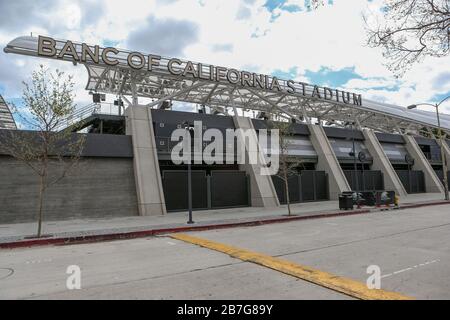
125;105;167;215
232;116;279;208
362;129;407;197
403;134;444;193
308;124;350;199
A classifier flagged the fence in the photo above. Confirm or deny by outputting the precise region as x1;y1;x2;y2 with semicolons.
272;171;329;204
395;170;426;193
162;170;250;212
343;170;384;191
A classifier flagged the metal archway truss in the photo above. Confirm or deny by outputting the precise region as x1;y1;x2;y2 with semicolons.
86;64;448;137
4;35;449;137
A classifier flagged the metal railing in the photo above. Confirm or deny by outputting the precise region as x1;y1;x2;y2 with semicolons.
55;102;123;131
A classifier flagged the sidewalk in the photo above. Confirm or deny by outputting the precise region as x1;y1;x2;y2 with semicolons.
0;193;448;248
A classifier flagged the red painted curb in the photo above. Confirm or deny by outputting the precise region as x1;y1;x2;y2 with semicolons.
1;200;449;250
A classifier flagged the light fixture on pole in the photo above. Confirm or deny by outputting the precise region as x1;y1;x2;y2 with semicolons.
407;96;450;201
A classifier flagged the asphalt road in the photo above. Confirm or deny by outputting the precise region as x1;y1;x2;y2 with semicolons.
1;205;449;299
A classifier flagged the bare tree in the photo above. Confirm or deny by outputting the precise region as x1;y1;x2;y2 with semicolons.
364;0;450;76
268;119;304;216
0;65;85;238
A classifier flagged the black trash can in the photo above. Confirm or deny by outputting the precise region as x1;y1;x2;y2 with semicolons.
339;194;353;210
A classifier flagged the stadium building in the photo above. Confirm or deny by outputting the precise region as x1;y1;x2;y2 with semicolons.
0;35;449;224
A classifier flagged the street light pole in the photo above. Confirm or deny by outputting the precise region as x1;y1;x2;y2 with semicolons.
407;96;450;201
184;121;195;224
435;104;449;201
350;121;360;208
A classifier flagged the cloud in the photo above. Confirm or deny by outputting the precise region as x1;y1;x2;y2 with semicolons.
236;5;252;20
156;0;180;4
211;43;234;53
126;16;199;56
0;1;54;32
432;72;450;91
0;0;103;35
0;0;448;117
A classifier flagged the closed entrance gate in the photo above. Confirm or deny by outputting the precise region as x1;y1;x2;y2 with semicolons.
434;170;450;187
396;170;425;193
343;170;384;191
272;171;329;204
162;170;250;211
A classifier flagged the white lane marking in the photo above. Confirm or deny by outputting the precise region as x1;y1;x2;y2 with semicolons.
381;259;440;278
167;241;176;246
25;258;53;264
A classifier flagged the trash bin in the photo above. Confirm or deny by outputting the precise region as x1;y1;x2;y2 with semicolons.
339;194;353;210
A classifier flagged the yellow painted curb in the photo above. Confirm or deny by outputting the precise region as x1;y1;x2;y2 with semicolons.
170;233;413;300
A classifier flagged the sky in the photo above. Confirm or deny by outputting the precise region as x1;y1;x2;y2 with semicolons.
0;0;449;126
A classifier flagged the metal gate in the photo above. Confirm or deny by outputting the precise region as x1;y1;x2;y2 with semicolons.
210;171;249;208
396;170;425;193
162;170;208;211
162;170;250;212
271;175;300;204
272;171;329;204
343;170;384;191
434;170;450;187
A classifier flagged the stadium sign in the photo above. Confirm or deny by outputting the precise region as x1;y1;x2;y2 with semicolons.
37;35;362;106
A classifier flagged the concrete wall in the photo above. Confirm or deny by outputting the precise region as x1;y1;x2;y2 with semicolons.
0;156;139;224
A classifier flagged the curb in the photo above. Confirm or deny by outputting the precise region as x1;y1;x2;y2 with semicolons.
1;200;449;250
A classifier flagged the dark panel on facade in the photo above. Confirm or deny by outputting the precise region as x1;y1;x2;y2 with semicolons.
0;156;139;223
0;130;133;158
82;133;133;157
251;119;310;135
414;136;438;146
375;132;405;144
324;126;364;140
151;109;236;130
415;136;441;163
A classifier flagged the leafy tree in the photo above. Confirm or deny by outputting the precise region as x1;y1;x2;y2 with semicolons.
364;0;449;76
0;65;85;237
